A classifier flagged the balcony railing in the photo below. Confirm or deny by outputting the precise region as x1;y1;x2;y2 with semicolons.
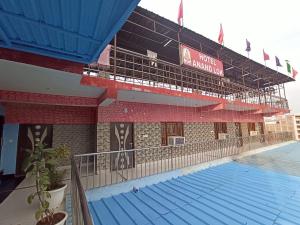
73;132;293;193
71;157;93;225
84;47;289;110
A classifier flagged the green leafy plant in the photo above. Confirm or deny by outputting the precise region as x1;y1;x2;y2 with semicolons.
23;143;70;224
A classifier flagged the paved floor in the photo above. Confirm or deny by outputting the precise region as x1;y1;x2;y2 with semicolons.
89;142;300;225
0;175;70;225
238;142;300;176
0;176;23;203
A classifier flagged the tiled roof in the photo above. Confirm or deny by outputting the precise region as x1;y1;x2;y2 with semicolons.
89;162;300;225
0;0;140;63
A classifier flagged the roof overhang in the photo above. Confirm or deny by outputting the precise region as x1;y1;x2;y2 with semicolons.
0;0;140;64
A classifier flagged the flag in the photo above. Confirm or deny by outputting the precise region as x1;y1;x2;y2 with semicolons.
292;68;298;79
97;44;111;66
218;24;224;45
263;49;270;61
286;60;291;73
275;56;282;67
245;39;251;52
177;0;183;26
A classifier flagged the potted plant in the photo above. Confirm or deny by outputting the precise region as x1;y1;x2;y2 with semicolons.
46;145;70;209
23;144;69;225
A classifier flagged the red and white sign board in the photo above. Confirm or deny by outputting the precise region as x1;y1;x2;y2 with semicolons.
180;44;224;77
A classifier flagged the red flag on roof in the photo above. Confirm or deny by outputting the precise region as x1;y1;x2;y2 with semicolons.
263;49;270;61
292;68;298;79
218;24;224;45
177;0;183;26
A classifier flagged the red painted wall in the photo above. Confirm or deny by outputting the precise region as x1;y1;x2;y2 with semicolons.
4;103;96;124
0;90;98;107
98;101;264;123
0;48;83;74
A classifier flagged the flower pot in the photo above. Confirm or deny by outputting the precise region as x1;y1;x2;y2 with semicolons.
36;211;67;225
48;184;67;209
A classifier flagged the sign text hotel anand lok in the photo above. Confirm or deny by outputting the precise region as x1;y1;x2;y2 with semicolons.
180;44;224;77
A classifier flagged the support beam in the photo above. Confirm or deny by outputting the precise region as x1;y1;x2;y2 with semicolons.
97;88;117;106
198;103;225;112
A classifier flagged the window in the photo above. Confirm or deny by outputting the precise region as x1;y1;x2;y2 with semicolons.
214;122;227;139
247;123;256;135
161;122;184;145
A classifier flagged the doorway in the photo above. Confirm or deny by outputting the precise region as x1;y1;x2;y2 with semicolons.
110;123;134;171
16;124;53;175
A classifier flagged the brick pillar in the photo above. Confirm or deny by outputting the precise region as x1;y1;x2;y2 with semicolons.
96;123;110;170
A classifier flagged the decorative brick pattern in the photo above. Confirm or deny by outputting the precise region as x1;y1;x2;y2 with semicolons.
53;124;96;154
241;123;249;137
227;122;237;138
184;123;215;143
96;123;110;169
134;123;161;149
134;123;161;164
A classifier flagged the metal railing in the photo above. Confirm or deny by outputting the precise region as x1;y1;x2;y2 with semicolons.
71;157;93;225
73;132;293;192
84;47;289;110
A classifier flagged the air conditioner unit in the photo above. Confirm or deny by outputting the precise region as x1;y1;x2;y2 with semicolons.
250;131;259;136
168;136;185;146
218;133;230;140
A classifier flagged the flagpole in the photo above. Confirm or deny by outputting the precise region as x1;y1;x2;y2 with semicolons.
182;0;184;27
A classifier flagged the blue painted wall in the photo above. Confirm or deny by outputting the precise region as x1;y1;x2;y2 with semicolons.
0;104;20;175
0;124;19;175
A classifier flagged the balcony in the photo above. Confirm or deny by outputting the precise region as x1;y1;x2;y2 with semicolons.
70;132;294;225
84;47;289;111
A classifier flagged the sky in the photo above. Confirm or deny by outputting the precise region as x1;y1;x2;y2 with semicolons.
139;0;300;114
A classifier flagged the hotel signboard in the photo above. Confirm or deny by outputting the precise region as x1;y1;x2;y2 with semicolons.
180;44;224;77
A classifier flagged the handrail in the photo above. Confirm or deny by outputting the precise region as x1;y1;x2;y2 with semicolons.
84;46;289;110
73;132;294;191
71;156;93;225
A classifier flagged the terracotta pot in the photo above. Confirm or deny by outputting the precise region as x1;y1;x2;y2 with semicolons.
36;211;67;225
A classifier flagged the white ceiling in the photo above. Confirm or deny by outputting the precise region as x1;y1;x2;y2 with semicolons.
0;59;105;98
225;103;257;111
118;89;218;107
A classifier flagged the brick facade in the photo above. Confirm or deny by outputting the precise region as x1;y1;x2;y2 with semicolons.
184;123;215;143
96;123;110;169
134;123;161;149
96;123;110;152
53;124;96;164
241;123;249;137
227;122;237;138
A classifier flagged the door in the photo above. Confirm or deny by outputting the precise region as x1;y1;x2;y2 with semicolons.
110;123;134;171
235;122;243;147
16;124;53;175
0;116;4;169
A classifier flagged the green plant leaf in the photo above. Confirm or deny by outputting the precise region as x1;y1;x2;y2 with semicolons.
35;208;43;220
27;194;34;204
